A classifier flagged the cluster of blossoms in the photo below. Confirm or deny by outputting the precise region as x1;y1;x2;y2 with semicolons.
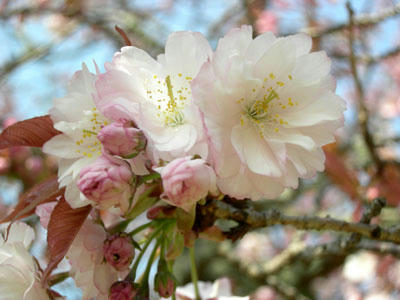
2;25;345;299
44;25;345;212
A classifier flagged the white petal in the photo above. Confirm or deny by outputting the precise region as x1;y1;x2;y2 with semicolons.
5;222;35;248
164;31;212;76
216;25;253;58
292;51;331;86
284;92;346;127
43;135;82;159
65;183;92;209
110;46;162;74
245;31;276;64
286;33;312;57
287;146;325;177
253;37;297;80
267;127;316;151
231;125;283;177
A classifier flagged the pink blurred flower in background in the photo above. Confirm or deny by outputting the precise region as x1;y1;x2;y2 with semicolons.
256;11;278;34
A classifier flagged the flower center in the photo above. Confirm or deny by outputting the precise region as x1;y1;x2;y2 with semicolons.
239;73;299;137
75;107;109;157
145;73;193;127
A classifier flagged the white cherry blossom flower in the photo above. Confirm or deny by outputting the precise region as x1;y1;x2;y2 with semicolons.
95;31;212;163
66;219;127;300
0;222;49;300
192;25;346;200
43;64;110;208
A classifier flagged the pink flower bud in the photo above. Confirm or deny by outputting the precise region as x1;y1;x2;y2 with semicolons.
97;120;146;157
155;157;217;212
109;280;137;300
103;233;135;271
78;154;134;212
155;259;176;298
156;275;176;298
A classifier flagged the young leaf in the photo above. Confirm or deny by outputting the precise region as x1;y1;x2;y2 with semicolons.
0;115;60;149
0;176;63;223
42;197;91;285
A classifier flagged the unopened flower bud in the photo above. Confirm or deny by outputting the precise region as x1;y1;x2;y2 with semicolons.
78;154;134;212
154;157;217;212
154;259;176;298
109;280;137;300
103;233;135;271
98;120;146;157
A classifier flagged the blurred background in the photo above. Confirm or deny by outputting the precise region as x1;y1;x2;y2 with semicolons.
1;0;400;299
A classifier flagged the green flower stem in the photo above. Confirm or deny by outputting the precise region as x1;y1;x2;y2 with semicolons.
167;259;176;300
128;221;155;237
189;246;201;300
128;226;163;281
140;239;161;284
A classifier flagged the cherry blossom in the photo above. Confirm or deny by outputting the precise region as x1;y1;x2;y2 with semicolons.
192;25;345;200
0;222;49;300
43;64;110;208
95;31;212;163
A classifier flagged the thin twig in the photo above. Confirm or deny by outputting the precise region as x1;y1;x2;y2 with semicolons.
346;1;383;172
303;2;400;38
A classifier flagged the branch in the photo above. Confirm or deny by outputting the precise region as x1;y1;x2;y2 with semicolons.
304;2;400;38
330;46;400;66
0;44;52;81
198;197;400;244
346;1;383;172
266;276;311;300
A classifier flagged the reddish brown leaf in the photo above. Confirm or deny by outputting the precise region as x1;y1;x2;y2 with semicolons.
0;176;63;223
42;197;91;285
0;115;60;149
324;144;360;201
367;163;400;206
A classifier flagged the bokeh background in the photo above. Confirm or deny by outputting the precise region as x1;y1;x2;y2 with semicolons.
2;0;400;299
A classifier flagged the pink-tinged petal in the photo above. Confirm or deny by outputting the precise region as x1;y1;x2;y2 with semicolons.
83;223;106;252
93;263;117;295
35;202;57;229
95;69;142;121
